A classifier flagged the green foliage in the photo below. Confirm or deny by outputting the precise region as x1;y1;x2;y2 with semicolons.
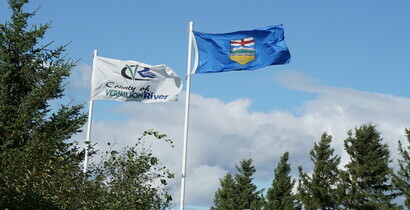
0;0;85;149
0;0;87;208
266;152;299;210
211;173;237;210
393;128;410;208
341;124;398;209
0;1;174;209
87;130;175;209
209;125;410;209
234;159;264;210
211;159;264;210
298;132;341;210
0;128;175;209
0;140;89;209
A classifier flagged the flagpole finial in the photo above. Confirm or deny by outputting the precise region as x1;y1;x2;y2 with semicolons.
188;21;194;32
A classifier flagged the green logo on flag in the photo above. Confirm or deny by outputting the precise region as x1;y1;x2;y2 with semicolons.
121;64;156;81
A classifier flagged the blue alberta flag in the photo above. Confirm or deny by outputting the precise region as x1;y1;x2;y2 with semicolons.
192;25;290;74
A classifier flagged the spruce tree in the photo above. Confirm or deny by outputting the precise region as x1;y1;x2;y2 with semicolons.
0;0;86;148
234;159;263;210
298;132;341;210
211;173;237;210
211;159;263;210
341;124;398;209
393;128;410;208
0;0;87;208
0;1;175;208
266;152;299;210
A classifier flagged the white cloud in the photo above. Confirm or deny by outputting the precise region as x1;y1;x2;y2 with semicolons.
275;70;410;166
64;64;92;103
178;165;227;206
70;64;92;89
71;67;410;207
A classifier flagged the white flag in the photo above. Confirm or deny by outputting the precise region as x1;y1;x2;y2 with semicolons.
91;56;182;103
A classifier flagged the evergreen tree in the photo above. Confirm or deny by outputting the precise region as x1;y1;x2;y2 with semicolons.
211;159;263;210
234;159;263;210
266;152;299;210
211;173;237;210
341;124;398;209
298;132;341;210
0;0;87;208
0;1;175;209
0;0;86;149
393;128;410;208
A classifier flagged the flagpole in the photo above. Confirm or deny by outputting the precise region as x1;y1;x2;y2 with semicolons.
180;21;194;210
83;50;98;173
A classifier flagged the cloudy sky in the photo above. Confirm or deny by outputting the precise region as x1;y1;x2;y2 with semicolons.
2;0;410;209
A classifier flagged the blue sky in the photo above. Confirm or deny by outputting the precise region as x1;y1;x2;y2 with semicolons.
2;0;410;209
2;0;409;109
3;0;410;111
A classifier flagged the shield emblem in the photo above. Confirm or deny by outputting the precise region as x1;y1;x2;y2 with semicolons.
230;37;255;65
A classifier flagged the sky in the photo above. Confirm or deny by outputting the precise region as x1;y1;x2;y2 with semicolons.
2;0;410;209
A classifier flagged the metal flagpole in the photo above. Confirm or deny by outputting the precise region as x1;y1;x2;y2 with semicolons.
180;21;194;210
83;50;98;173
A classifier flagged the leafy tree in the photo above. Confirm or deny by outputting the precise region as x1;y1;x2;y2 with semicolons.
266;152;299;210
393;128;410;208
298;132;341;210
89;130;175;209
211;159;263;210
341;124;398;209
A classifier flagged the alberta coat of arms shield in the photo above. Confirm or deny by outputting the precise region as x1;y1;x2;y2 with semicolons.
229;37;255;65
